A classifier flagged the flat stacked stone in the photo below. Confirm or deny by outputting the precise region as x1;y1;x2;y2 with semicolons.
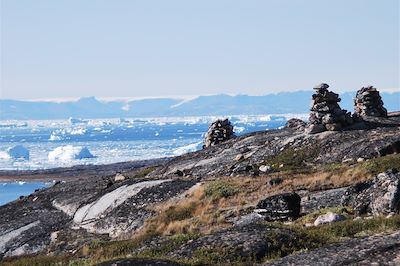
307;83;353;133
203;118;235;148
354;86;387;117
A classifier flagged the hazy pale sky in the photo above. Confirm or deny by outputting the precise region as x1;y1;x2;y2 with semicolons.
1;0;399;100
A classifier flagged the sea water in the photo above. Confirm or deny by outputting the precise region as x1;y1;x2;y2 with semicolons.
0;181;51;206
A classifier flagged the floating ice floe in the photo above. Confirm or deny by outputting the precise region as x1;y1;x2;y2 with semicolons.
234;126;245;134
48;145;95;161
68;117;88;124
7;145;30;160
173;142;203;156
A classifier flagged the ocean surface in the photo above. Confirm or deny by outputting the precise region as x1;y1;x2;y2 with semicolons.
0;114;307;205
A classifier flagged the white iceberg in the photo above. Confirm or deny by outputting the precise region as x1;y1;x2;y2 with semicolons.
7;145;30;160
173;142;203;156
69;128;86;135
48;145;95;161
0;151;11;160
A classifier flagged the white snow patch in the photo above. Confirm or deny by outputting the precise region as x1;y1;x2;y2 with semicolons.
0;221;40;253
73;179;171;226
48;145;95;161
7;145;30;160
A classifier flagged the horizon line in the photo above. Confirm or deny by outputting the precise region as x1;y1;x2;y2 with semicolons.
1;87;398;103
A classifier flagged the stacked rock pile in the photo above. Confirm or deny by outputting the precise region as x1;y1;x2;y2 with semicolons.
307;83;353;133
203;118;234;148
354;86;387;117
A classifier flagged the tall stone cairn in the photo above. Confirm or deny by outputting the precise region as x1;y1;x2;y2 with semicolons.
307;83;353;133
203;118;235;148
354;86;387;117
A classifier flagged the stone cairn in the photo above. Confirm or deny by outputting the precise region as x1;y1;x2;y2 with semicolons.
203;118;234;148
354;86;387;117
307;83;353;133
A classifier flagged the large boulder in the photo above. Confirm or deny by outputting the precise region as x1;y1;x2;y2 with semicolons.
341;169;400;215
203;118;235;148
313;212;346;226
255;192;301;221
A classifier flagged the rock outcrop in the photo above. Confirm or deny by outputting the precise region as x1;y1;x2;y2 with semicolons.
255;192;301;221
265;231;400;266
284;118;306;129
203;118;234;148
354;86;388;117
306;83;353;133
341;169;400;215
170;223;301;261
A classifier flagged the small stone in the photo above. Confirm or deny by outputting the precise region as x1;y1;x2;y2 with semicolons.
313;83;330;90
325;123;342;131
173;170;184;177
235;154;244;161
313;212;346;226
114;173;126;182
267;177;283;187
305;124;325;134
357;157;365;162
259;165;272;173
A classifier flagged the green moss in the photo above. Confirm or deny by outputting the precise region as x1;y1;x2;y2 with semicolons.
1;255;70;266
266;145;320;171
358;154;400;176
142;233;201;257
126;166;157;179
204;180;239;200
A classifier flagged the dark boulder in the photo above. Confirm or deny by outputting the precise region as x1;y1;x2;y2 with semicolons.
255;192;301;221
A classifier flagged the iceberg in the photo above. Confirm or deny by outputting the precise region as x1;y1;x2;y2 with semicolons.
7;145;30;160
48;146;95;161
0;151;11;160
173;142;203;156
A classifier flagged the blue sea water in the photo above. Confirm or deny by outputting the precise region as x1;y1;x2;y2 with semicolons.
0;181;50;206
0;114;307;205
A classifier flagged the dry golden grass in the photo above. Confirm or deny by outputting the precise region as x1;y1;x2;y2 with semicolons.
125;154;400;241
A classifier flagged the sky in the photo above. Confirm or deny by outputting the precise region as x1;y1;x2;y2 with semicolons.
0;0;399;100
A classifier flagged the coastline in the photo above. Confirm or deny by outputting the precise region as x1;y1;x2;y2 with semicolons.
0;158;169;182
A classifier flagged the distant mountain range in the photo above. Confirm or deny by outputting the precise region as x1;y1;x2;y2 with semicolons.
0;91;399;120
